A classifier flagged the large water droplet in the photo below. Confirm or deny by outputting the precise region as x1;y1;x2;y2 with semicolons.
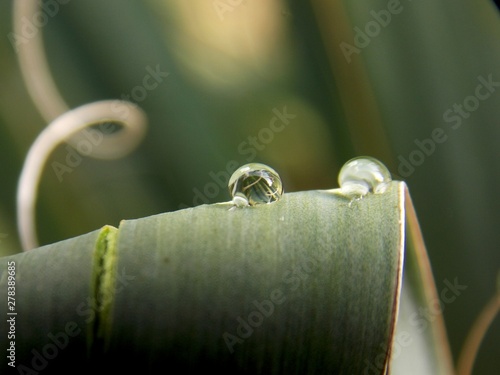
338;156;392;196
228;163;283;206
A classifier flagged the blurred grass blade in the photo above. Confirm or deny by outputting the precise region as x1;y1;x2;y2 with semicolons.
1;182;453;373
389;187;455;374
457;284;500;375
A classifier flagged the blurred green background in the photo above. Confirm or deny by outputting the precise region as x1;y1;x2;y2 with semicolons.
0;0;498;373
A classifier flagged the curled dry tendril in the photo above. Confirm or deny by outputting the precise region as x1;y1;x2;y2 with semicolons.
14;2;147;250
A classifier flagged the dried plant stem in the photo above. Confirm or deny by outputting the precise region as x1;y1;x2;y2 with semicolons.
13;2;148;250
13;1;68;121
17;101;147;251
456;290;500;375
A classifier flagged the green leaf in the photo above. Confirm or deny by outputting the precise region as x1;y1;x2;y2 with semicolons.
0;182;453;373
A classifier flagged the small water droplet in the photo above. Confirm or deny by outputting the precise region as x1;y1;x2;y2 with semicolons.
338;156;392;196
228;163;283;206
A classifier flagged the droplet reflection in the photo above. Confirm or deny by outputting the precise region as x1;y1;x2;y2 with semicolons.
228;163;283;207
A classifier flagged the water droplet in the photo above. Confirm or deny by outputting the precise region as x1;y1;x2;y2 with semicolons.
228;163;283;206
338;156;392;196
